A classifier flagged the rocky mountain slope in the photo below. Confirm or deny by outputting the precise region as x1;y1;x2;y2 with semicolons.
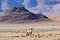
0;6;50;23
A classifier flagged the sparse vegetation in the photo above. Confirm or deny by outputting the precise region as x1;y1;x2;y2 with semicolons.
0;27;60;40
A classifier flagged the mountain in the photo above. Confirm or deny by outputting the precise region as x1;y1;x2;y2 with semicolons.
0;6;50;23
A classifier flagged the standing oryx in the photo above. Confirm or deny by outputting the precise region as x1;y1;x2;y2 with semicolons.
26;28;33;36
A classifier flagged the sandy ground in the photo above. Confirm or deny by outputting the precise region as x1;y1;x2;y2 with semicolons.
0;15;60;40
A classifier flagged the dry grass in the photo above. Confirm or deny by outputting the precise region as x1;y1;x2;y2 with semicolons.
0;31;60;40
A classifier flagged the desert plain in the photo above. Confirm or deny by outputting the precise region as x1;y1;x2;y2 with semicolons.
0;15;60;40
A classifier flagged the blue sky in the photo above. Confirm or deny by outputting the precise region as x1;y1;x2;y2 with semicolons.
27;0;37;7
0;0;3;12
7;0;24;7
0;0;60;15
45;0;60;5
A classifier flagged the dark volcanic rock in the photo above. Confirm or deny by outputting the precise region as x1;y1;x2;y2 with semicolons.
36;14;49;21
8;6;29;12
0;6;50;23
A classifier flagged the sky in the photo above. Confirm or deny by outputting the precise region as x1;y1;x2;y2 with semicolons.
0;0;60;15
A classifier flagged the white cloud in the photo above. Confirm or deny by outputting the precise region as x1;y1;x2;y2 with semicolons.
1;0;8;11
24;0;60;16
23;0;30;7
25;0;45;13
41;3;60;16
24;0;52;14
51;3;60;15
